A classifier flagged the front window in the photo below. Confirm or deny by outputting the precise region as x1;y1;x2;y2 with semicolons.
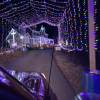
26;36;29;43
50;41;53;43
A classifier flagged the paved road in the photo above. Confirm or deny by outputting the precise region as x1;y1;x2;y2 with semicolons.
4;49;75;100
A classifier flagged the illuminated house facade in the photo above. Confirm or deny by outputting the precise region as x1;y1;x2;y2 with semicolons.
5;22;54;48
19;22;54;47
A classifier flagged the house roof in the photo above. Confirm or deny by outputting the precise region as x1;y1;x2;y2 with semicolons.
26;28;32;37
33;30;40;33
19;22;27;29
19;22;49;36
26;32;31;38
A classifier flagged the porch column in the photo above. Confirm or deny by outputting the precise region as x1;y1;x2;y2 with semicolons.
23;28;26;47
58;24;60;45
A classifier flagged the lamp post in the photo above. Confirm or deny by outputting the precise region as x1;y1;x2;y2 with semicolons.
20;36;24;47
40;37;41;46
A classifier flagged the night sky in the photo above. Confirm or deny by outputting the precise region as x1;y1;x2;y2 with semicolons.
29;22;58;44
35;23;58;39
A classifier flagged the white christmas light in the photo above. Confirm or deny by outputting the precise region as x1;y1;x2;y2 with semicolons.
11;28;16;44
20;36;24;39
66;40;68;45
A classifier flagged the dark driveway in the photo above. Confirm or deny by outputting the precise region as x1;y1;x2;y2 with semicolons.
4;49;75;100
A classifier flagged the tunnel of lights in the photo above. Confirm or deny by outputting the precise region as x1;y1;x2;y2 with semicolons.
0;0;98;54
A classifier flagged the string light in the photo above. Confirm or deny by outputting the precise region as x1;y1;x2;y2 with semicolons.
0;0;98;53
78;0;83;51
94;0;98;50
1;18;4;53
72;0;76;49
66;1;69;45
49;0;67;4
83;0;88;52
0;0;11;5
1;1;65;17
5;19;7;52
64;0;89;51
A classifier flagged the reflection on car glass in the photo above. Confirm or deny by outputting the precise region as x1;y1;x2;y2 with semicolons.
0;70;10;86
7;70;45;96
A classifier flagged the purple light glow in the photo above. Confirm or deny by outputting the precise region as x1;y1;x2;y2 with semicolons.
0;71;10;86
7;70;44;96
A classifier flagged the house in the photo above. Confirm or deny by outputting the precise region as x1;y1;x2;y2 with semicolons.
19;22;54;47
6;22;54;48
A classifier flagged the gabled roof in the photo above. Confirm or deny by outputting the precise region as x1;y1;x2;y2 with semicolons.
19;22;27;29
26;26;39;34
26;32;31;38
19;22;49;36
26;27;32;37
5;28;21;41
33;30;40;34
45;33;49;35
